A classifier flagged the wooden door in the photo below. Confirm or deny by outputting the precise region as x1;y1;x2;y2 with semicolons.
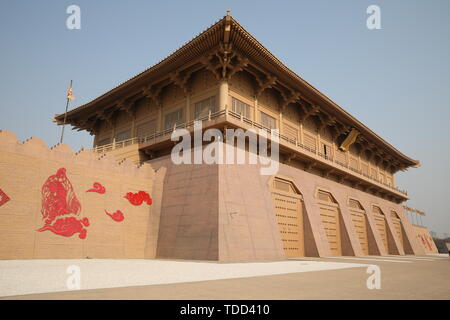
391;212;404;251
351;211;369;255
272;192;304;257
374;213;388;253
319;204;342;256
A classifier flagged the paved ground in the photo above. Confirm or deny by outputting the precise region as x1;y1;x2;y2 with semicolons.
1;255;449;300
0;259;366;297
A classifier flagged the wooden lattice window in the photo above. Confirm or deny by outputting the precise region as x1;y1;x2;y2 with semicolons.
231;97;251;118
194;96;217;119
97;137;110;146
370;168;378;179
349;157;359;170
164;108;184;129
260;111;277;129
361;162;369;175
283;123;298;141
303;133;317;151
115;129;131;142
136;120;156;138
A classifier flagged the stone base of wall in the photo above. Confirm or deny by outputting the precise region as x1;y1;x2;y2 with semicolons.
147;142;425;261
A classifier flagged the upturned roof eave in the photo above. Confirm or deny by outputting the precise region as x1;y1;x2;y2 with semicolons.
54;15;419;168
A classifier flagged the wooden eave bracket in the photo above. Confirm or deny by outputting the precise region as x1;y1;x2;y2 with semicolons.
142;85;162;106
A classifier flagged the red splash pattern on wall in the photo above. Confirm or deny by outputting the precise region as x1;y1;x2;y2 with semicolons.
38;217;90;239
419;234;433;251
0;188;10;207
38;168;88;239
124;191;152;206
105;209;124;222
86;182;106;194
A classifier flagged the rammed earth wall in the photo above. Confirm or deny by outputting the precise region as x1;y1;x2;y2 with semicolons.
0;133;432;261
0;130;160;259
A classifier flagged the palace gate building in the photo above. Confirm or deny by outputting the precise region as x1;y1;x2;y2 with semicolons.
49;13;433;261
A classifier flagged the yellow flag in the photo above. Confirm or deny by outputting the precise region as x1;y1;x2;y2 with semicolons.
339;128;359;152
67;86;74;100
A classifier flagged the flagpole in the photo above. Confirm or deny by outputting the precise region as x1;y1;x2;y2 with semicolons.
60;80;73;144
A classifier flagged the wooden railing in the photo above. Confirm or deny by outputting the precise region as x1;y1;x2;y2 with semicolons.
94;108;408;196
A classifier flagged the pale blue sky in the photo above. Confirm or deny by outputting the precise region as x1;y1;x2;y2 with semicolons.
0;0;449;235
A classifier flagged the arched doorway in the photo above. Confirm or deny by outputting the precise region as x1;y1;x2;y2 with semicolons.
390;210;404;252
348;198;369;255
270;177;305;258
317;190;342;256
373;205;389;253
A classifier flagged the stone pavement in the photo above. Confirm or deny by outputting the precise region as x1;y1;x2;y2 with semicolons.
1;255;448;300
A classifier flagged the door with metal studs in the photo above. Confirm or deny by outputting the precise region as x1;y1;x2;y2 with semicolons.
271;178;305;258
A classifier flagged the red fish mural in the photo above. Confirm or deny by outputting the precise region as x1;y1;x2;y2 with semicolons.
105;209;124;222
0;188;10;207
86;182;106;194
124;191;152;206
38;168;89;239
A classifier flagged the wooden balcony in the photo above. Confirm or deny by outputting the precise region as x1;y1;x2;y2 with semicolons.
93;109;408;201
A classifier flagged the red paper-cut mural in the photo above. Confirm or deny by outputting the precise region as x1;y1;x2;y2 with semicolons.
424;235;433;251
124;191;152;206
418;234;432;251
105;209;124;222
86;182;106;194
0;188;10;207
38;168;89;239
38;217;90;239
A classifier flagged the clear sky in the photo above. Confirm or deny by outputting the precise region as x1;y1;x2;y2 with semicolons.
0;0;449;235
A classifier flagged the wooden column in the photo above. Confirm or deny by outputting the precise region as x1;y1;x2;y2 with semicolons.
299;123;304;145
279;110;283;133
254;96;258;122
158;104;163;131
131;117;136;138
317;131;321;154
186;93;191;122
219;79;229;110
109;114;116;147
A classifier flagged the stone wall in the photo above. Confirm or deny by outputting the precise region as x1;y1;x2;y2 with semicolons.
0;130;159;259
146;142;425;262
148;151;219;261
413;225;439;254
0;133;428;262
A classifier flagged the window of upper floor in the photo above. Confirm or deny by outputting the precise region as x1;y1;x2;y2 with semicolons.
136;120;156;138
115;129;131;142
260;111;277;129
194;95;217;119
164;108;184;130
97;137;110;146
231;97;252;118
321;142;333;158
